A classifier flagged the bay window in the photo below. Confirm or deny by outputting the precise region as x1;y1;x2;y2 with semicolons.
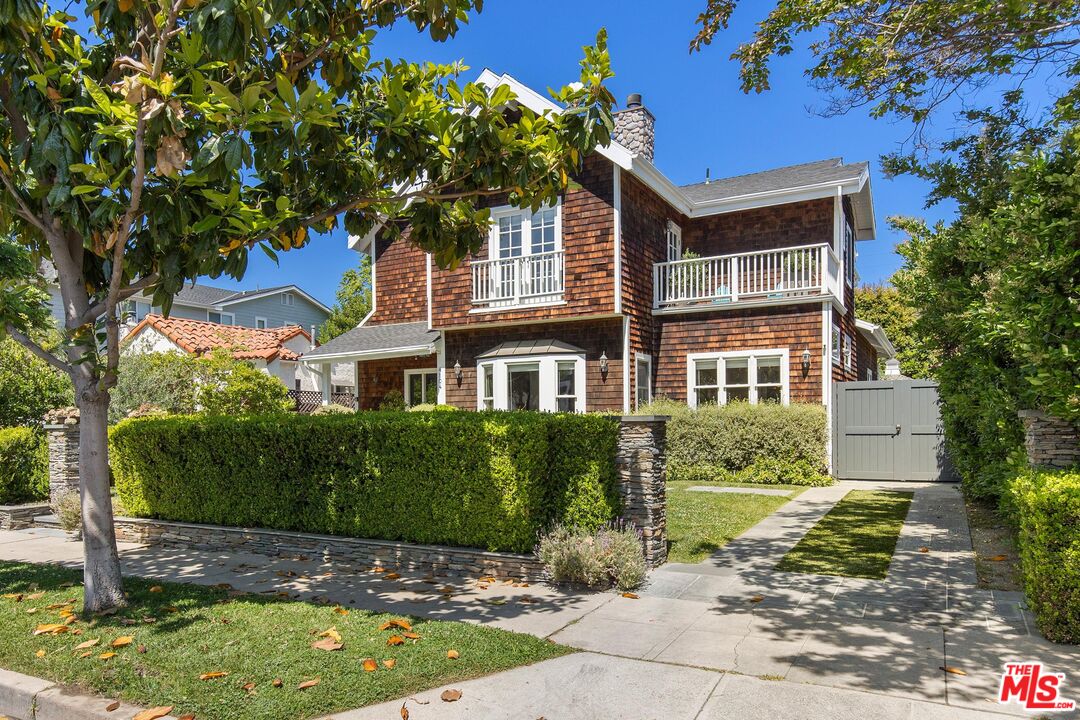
476;353;585;412
688;350;790;406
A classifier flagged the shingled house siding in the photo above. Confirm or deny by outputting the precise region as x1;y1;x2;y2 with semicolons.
430;154;617;328
356;355;437;410
371;228;428;326
442;319;624;411
655;304;824;404
682;198;834;256
832;200;861;383
855;333;878;381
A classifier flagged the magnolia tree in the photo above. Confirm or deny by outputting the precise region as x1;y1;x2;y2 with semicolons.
0;0;614;611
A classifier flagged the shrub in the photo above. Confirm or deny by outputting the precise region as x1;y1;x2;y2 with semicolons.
111;350;292;422
50;488;82;533
639;398;828;479
0;337;73;428
110;411;622;554
378;389;406;411
0;427;48;505
536;522;646;591
407;403;459;412
310;403;354;415
1006;468;1080;643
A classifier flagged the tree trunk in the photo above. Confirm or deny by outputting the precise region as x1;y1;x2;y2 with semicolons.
77;389;126;612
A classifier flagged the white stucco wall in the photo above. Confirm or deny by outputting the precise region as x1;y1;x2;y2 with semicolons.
122;326;184;356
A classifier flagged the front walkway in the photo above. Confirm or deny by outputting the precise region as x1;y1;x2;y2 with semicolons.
1;482;1076;719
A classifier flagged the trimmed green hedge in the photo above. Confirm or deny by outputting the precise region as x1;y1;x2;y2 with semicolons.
638;398;829;484
1007;467;1080;644
110;412;621;554
0;427;48;505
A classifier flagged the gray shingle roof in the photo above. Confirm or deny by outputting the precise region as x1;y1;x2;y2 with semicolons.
218;285;292;302
476;339;585;358
136;284;236;307
681;158;868;203
305;322;440;359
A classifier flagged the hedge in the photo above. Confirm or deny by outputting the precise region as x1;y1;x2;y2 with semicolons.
0;427;48;505
110;411;621;554
1005;467;1080;644
638;398;828;483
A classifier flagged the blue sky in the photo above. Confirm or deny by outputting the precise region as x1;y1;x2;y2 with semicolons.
204;0;980;306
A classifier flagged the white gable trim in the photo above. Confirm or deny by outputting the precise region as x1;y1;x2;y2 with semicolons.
217;285;331;314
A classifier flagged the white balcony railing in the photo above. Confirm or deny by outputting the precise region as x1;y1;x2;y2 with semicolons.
653;243;841;310
472;250;565;307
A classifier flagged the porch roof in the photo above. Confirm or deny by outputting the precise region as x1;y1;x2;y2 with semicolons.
476;339;585;359
303;321;440;363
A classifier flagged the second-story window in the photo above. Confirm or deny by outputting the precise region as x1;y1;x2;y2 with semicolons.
844;219;856;286
477;203;564;307
665;221;682;262
497;214;523;258
282;292;295;306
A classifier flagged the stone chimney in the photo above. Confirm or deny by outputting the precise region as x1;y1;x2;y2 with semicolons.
612;93;655;162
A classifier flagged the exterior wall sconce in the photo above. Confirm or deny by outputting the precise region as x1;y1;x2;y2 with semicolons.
454;359;463;383
801;348;812;377
599;351;609;375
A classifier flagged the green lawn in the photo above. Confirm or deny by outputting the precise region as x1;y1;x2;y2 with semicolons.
666;481;806;564
0;562;567;720
776;490;914;578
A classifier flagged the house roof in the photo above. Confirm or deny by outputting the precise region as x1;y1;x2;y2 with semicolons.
135;283;331;313
303;321;440;362
126;314;310;362
855;318;897;359
680;158;869;203
476;339;585;359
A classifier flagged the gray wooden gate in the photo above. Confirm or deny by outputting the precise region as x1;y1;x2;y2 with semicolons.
832;380;955;482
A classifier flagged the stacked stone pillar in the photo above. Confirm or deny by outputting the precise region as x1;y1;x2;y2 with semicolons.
614;416;669;567
42;407;80;503
1018;410;1080;469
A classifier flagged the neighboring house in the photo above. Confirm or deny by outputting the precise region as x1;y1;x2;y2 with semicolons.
302;71;896;416
122;314;311;388
123;283;330;333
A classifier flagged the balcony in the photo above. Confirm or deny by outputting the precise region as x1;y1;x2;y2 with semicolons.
472;250;565;309
653;243;842;312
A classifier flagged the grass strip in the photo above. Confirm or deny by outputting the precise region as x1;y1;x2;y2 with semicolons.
775;490;913;579
0;561;567;720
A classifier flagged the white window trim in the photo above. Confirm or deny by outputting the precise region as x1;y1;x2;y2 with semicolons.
686;349;790;408
487;201;563;259
403;369;438;406
635;353;653;409
844;332;854;370
476;353;586;413
831;324;842;365
255;316;268;329
281;292;295;306
208;310;235;325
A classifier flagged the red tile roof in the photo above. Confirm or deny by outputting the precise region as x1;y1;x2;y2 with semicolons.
126;315;310;362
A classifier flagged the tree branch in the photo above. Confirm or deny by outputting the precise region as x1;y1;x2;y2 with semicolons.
5;324;74;376
76;273;160;327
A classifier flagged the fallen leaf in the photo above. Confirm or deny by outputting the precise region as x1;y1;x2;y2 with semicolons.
318;627;342;643
111;636;134;648
33;624;69;636
149;586;163;593
385;573;401;580
941;666;968;676
371;567;387;573
400;701;409;720
362;658;377;672
242;682;256;692
446;649;459;660
621;592;639;599
488;599;506;606
382;659;396;669
478;584;489;590
45;603;69;610
163;606;179;614
749;595;765;603
75;639;100;650
387;635;405;646
379;619;413;632
333;607;349;616
918;547;930;553
2;593;23;601
105;699;120;711
132;707;173;720
988;554;1008;562
78;651;92;658
26;591;45;600
35;649;46;658
479;577;496;583
178;715;196;720
26;608;38;614
199;671;229;680
99;652;117;660
297;678;320;690
402;632;420;640
272;678;283;688
441;689;462;702
311;638;343;652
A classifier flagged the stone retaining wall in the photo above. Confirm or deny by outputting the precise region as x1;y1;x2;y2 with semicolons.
112;517;546;580
0;503;49;531
1019;409;1080;469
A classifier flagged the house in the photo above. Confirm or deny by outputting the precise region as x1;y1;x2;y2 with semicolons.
122;314;312;389
302;71;895;417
